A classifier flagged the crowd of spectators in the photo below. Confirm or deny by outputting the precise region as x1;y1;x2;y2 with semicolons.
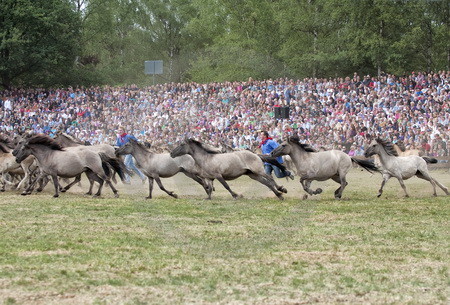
1;71;449;156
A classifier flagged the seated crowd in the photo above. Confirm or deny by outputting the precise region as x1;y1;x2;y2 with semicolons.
0;71;449;156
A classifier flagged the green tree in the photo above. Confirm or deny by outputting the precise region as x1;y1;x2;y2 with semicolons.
0;0;81;89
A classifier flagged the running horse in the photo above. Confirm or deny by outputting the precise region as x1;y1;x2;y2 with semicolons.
271;136;378;199
14;134;127;198
170;139;287;200
365;138;449;198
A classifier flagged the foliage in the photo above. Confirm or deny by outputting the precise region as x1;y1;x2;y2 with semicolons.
0;0;81;89
0;0;449;88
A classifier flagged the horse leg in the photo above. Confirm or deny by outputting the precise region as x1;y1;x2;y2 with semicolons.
105;180;119;198
300;178;319;196
331;175;348;199
146;177;154;199
204;178;214;200
61;175;82;192
182;171;211;195
416;170;449;196
248;173;284;200
153;176;178;198
216;177;241;199
396;177;409;197
262;173;287;193
416;169;449;195
51;175;60;198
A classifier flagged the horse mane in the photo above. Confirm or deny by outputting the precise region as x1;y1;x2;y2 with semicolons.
288;136;316;152
395;141;406;152
61;133;85;144
0;142;10;153
0;134;14;149
28;135;64;151
376;138;398;156
129;138;153;153
188;139;222;154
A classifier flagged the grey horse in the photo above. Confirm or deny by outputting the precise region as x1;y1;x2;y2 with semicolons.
365;138;449;198
115;139;210;199
14;134;126;198
170;139;287;200
271;136;378;199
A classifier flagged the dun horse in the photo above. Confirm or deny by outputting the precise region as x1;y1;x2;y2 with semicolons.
364;138;449;197
170;139;287;200
271;136;378;199
115;139;210;199
14;135;126;198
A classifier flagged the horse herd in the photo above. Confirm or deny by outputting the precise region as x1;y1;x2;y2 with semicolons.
0;133;448;200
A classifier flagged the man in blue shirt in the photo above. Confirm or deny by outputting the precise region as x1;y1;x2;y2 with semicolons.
260;131;294;180
116;127;146;184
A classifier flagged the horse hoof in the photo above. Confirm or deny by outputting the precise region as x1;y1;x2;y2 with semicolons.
302;194;308;200
53;194;59;198
279;187;288;193
21;192;28;196
171;193;178;199
114;193;119;198
316;188;323;194
377;193;382;198
277;195;284;200
60;189;67;193
0;190;4;192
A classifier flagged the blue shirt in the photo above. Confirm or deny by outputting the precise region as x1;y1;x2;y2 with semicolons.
261;138;283;164
116;133;138;147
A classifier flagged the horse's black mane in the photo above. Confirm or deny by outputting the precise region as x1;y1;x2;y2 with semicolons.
395;140;406;152
28;134;64;150
289;136;316;152
129;138;153;152
0;134;14;149
376;138;398;156
0;142;10;153
188;139;221;154
61;133;85;144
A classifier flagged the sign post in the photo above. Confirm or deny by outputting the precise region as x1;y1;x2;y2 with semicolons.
144;60;163;85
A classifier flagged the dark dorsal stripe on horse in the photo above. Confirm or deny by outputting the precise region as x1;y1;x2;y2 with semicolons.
188;139;221;154
376;138;398;156
289;136;316;152
28;135;64;151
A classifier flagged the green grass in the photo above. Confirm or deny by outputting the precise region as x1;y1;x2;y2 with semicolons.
0;169;449;304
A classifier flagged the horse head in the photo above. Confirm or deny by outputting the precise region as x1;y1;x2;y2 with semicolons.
364;139;379;158
271;141;291;158
14;142;32;163
170;141;190;158
115;140;135;156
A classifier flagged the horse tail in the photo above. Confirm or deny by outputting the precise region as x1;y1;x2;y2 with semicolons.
99;153;129;182
257;154;287;171
422;156;438;164
351;157;379;174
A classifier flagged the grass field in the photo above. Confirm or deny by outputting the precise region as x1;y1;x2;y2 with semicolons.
0;169;449;304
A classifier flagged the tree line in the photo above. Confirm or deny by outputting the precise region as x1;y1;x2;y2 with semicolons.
1;0;449;89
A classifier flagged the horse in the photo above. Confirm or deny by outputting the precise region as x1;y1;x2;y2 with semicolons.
271;136;379;199
0;135;37;191
393;141;423;156
170;139;287;200
115;139;210;199
53;132;120;188
364;138;449;198
14;134;126;198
